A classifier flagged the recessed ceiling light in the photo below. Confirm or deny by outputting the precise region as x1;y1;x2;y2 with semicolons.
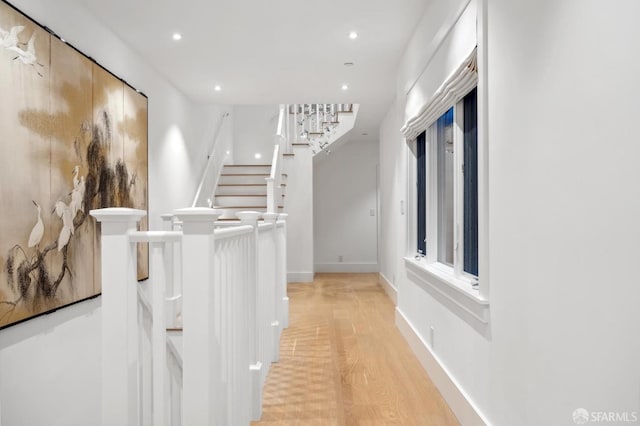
214;85;222;92
348;31;358;40
341;84;349;91
344;62;355;67
254;153;262;159
172;33;182;41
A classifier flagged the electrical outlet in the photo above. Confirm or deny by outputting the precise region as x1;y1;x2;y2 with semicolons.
338;255;343;263
370;209;375;216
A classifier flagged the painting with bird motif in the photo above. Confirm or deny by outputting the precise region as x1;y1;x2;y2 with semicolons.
0;0;148;330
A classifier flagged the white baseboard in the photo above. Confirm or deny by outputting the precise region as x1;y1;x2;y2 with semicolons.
314;262;379;273
395;308;488;426
287;272;314;283
378;273;398;305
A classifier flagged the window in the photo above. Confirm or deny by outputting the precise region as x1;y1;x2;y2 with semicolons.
416;88;478;278
416;133;426;256
436;108;454;266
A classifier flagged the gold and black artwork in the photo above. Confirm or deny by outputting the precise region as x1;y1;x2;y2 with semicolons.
0;1;148;329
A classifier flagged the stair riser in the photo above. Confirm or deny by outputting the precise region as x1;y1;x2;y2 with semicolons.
214;196;267;207
216;185;267;196
222;165;272;175
218;175;269;185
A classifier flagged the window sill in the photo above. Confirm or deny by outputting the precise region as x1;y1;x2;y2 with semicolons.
404;257;490;328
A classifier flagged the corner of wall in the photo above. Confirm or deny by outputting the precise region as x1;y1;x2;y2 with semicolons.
378;272;398;305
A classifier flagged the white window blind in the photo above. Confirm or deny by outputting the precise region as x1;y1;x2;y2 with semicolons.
401;47;477;141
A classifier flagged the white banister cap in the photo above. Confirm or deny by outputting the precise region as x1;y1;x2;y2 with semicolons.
236;211;262;224
90;208;147;223
173;207;222;222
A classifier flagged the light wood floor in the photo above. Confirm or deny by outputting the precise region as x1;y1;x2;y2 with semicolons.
253;273;459;426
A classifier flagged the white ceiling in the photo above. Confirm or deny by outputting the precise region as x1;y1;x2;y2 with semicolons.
75;0;427;141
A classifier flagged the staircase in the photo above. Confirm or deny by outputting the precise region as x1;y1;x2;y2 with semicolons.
286;103;359;155
214;164;284;219
192;104;358;211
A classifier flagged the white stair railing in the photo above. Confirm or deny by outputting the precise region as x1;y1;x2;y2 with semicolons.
287;103;355;154
267;104;287;213
91;207;289;426
266;144;279;214
192;112;231;208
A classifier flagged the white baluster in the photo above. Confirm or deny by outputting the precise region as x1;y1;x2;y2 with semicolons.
286;104;291;152
173;207;222;426
90;208;146;426
140;232;180;426
235;211;263;421
237;233;252;425
263;213;281;362
293;104;298;143
278;213;289;329
305;104;309;134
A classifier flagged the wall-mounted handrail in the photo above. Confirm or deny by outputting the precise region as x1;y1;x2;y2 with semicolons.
192;112;231;208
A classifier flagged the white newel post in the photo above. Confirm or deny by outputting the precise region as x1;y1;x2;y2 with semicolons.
235;210;263;421
266;177;275;213
173;208;222;426
263;213;281;362
90;208;146;426
278;213;289;329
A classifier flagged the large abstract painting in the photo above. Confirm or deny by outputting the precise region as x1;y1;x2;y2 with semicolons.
0;1;148;330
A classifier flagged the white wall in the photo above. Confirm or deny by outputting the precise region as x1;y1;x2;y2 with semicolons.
379;0;640;425
284;146;314;282
232;105;279;164
0;299;101;426
314;139;379;272
378;99;406;292
0;1;225;425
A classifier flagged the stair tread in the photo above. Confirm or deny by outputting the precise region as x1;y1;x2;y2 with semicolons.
218;184;267;187
215;194;267;197
221;173;270;176
223;164;272;167
214;206;284;209
216;218;265;222
214;205;268;208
